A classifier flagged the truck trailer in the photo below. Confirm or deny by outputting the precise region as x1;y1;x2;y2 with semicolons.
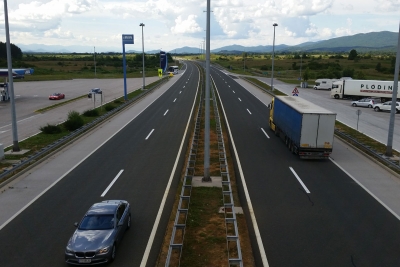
330;79;400;100
268;96;336;159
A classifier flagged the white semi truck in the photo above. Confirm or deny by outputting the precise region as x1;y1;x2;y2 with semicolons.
330;79;400;101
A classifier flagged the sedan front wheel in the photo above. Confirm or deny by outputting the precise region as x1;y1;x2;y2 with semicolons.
109;244;116;262
374;107;380;112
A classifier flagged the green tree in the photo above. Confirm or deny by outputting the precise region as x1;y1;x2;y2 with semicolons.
0;42;23;60
348;49;358;60
343;67;355;77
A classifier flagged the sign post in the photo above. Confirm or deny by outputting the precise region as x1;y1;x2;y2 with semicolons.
122;34;134;100
356;109;362;131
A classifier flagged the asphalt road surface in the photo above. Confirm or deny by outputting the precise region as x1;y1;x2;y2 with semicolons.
211;67;400;266
0;63;199;266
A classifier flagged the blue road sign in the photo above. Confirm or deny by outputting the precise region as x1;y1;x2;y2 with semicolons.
122;34;134;44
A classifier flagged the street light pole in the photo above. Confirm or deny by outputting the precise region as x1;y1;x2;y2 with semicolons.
139;23;145;90
94;46;96;78
271;23;278;91
3;0;19;151
300;54;302;85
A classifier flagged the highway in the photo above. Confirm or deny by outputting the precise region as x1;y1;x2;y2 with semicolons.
0;62;199;266
211;67;400;266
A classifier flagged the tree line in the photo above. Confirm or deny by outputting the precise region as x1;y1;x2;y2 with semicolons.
0;42;23;60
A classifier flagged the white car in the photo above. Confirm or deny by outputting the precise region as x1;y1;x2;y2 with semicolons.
373;101;400;113
351;98;379;108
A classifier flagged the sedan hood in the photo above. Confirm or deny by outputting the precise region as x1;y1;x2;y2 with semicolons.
68;229;114;251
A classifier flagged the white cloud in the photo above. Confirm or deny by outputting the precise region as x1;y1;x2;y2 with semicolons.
171;15;202;34
2;0;399;51
375;0;400;12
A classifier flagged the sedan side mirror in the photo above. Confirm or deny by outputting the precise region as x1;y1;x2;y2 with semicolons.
74;222;78;227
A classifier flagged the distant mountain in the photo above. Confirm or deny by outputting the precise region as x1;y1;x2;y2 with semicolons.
17;31;398;54
283;31;398;52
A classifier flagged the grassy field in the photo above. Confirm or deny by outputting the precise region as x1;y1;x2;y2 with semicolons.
11;53;181;81
185;52;397;82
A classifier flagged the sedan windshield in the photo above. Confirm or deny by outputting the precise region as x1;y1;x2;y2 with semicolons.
79;215;114;230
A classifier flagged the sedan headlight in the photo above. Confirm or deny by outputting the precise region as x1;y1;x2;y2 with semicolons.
65;247;74;254
98;246;110;255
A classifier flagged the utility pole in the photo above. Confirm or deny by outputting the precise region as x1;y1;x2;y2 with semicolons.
3;0;19;151
385;22;400;157
94;46;96;78
203;0;211;181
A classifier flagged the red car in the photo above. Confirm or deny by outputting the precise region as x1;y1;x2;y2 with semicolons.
49;93;65;100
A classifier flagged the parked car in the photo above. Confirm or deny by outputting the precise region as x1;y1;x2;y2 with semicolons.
351;98;380;108
49;93;65;100
88;88;102;98
65;200;131;265
373;101;400;113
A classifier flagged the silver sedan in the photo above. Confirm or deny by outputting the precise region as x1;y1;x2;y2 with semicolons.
65;200;131;265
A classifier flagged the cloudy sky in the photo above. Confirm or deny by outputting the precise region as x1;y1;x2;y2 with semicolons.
1;0;399;52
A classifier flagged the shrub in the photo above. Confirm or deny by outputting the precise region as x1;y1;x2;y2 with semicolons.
113;99;122;104
64;110;84;131
104;104;116;111
82;109;99;117
40;123;62;134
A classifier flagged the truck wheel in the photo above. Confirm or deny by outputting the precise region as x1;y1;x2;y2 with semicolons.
334;94;339;99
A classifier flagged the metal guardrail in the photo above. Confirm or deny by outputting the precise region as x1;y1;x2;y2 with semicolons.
211;78;243;266
165;69;203;266
0;78;169;185
240;76;400;172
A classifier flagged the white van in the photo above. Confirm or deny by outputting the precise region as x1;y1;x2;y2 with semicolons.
313;79;339;90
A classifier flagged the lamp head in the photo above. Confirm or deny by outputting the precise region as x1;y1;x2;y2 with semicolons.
273;23;278;27
139;23;145;27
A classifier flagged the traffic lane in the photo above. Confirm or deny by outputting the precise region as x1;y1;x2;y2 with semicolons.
0;66;198;266
216;80;400;265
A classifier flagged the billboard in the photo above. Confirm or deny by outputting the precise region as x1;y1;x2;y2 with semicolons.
160;51;167;73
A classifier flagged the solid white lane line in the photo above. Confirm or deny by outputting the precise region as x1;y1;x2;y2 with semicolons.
173;98;177;102
140;65;201;267
330;159;400;220
101;170;124;197
261;128;270;139
145;129;155;140
289;167;310;193
238;98;242;102
164;110;169;116
247;109;252;114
